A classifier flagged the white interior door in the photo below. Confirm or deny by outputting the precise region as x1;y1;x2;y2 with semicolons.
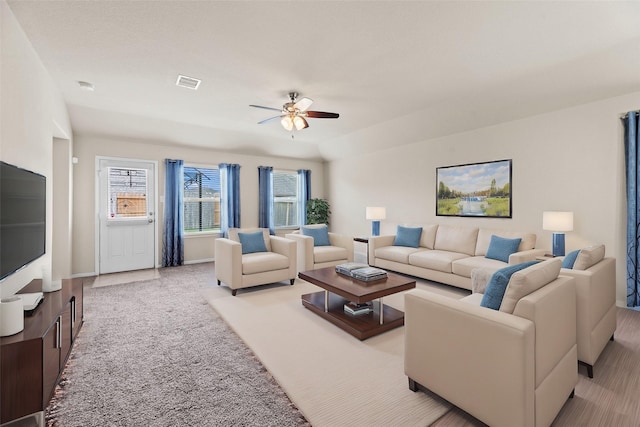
98;158;156;274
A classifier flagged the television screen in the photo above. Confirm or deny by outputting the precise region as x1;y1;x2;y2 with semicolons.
0;161;46;281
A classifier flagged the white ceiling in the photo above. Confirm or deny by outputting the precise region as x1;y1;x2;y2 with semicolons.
7;1;640;161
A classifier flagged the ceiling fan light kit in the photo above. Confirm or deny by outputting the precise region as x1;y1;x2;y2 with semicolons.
251;91;339;134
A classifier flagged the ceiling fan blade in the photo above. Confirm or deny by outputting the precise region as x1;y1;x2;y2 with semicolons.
257;115;284;125
305;111;339;119
250;104;283;112
294;97;313;112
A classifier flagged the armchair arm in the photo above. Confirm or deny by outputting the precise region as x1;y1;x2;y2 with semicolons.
560;257;616;364
368;235;396;266
328;233;354;262
214;238;242;287
285;233;314;272
404;290;535;427
269;236;297;278
509;248;547;264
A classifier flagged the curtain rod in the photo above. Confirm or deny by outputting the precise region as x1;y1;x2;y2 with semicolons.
621;110;640;119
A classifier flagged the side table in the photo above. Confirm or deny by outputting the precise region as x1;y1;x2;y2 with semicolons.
354;237;370;264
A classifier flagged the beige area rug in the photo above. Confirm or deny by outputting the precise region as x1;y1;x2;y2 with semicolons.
205;279;460;427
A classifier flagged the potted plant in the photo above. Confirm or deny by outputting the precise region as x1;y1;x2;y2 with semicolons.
306;198;331;226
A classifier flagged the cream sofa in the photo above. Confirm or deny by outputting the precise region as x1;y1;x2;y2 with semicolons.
405;259;577;427
285;225;354;273
215;228;297;296
369;224;545;290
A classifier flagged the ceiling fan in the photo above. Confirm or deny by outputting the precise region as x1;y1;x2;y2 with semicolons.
250;92;339;132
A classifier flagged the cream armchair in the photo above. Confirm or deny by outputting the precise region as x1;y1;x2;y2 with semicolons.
286;224;354;273
215;228;297;296
405;259;577;427
559;246;616;378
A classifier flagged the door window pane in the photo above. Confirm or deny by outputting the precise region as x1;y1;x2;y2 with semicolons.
108;167;148;219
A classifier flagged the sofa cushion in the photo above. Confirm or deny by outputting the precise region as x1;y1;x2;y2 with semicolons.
573;244;605;271
485;235;522;263
419;224;439;249
499;258;562;314
475;229;536;256
408;250;468;274
393;226;423;248
452;256;506;278
314;245;349;264
375;246;425;264
301;225;331;246
480;261;538;310
434;225;478;256
561;249;580;269
229;228;272;252
238;231;268;254
241;252;290;275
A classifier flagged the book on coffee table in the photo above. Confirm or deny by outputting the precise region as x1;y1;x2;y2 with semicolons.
335;262;369;276
344;302;373;315
350;267;387;282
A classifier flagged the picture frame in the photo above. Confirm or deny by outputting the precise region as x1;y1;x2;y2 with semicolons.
436;159;512;218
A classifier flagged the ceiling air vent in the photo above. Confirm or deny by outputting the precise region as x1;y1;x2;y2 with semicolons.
176;74;201;90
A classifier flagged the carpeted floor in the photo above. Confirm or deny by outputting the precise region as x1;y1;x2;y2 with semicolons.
40;262;640;426
45;264;308;427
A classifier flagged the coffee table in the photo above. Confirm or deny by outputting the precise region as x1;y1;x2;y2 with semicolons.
298;267;416;340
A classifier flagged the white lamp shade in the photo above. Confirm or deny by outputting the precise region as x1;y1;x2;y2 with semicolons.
543;211;574;232
366;207;386;220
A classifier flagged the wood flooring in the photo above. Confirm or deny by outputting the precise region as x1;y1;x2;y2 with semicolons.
430;307;640;426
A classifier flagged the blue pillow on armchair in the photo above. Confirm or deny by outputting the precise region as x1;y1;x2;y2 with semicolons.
562;249;580;269
301;225;331;247
393;226;423;248
485;235;522;263
480;261;538;310
238;231;268;254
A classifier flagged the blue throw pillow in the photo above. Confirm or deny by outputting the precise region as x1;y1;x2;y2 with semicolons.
480;261;538;310
562;249;580;269
393;226;423;248
238;231;268;254
485;235;522;263
301;225;331;247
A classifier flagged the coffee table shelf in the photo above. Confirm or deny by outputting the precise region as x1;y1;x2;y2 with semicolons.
299;267;416;340
301;291;405;340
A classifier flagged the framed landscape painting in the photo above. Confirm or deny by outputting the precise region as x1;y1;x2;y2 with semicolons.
436;159;512;218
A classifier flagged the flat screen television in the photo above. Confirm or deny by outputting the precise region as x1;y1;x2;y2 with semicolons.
0;161;46;281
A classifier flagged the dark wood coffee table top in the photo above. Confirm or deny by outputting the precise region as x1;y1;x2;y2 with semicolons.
298;266;416;304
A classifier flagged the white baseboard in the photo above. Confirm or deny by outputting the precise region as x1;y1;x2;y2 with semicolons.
71;272;97;278
184;258;214;265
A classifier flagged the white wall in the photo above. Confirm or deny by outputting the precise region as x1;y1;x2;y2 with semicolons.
326;91;640;307
71;135;325;276
0;2;72;297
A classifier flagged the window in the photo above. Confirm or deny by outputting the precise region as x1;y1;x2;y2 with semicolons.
183;166;220;233
273;170;299;228
107;167;148;219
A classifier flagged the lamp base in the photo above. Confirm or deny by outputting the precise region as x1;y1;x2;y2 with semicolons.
552;232;566;257
371;221;380;236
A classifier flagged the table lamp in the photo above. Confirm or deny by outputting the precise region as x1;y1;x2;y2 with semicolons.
542;211;573;256
366;207;386;236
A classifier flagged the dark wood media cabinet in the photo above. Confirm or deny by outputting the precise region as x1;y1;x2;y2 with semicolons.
1;278;84;425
